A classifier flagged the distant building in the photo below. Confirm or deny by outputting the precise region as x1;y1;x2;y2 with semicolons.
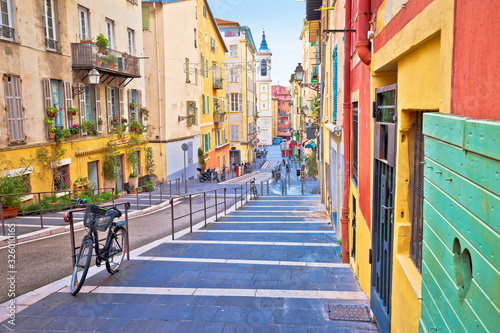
272;85;291;139
255;32;273;146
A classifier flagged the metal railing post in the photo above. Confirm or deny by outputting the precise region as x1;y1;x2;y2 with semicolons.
204;192;207;226
169;180;172;196
234;188;237;210
0;197;4;236
149;188;152;207
215;190;218;220
189;195;193;233
38;193;43;230
261;181;263;196
301;176;304;195
124;203;130;260
267;180;269;195
170;198;175;240
281;180;284;195
160;180;163;203
91;189;95;204
69;213;76;266
285;178;288;195
245;182;248;203
224;188;227;215
136;190;139;210
112;187;115;205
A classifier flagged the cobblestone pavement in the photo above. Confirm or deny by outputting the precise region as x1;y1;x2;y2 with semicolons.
1;192;379;332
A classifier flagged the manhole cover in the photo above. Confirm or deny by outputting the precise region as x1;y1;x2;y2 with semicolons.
328;305;371;322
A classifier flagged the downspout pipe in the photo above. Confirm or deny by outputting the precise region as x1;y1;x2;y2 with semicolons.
340;0;352;264
355;0;371;65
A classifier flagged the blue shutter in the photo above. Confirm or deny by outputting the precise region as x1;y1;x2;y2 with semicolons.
332;46;338;122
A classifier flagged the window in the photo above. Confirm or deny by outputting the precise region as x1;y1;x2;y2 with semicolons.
203;133;211;152
213;97;219;113
127;29;134;55
202;94;205;114
205;32;208;45
50;80;63;127
352;102;358;184
261;59;267;76
230;93;239;112
110;88;117;117
230;125;239;142
200;54;205;76
215;130;220;147
185;58;190;83
202;4;206;17
78;7;89;41
211;37;215;53
0;0;13;39
43;0;57;50
83;85;93;122
3;74;25;142
229;45;238;57
106;19;114;49
194;28;197;48
53;164;70;190
230;67;238;83
206;95;210;114
142;6;149;30
205;59;208;78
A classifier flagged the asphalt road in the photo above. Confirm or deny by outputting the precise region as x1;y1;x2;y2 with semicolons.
0;169;273;304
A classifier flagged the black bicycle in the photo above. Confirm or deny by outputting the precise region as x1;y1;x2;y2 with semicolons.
70;203;127;296
250;179;258;200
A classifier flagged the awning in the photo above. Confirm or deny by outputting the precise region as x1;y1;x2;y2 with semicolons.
304;139;316;149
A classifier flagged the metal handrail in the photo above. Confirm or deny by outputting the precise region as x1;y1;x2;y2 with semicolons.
169;178;256;240
132;178;181;210
0;186;116;236
64;202;131;266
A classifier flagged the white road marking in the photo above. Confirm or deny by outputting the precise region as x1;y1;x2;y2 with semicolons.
135;256;348;268
172;240;336;247
66;286;367;300
196;230;335;234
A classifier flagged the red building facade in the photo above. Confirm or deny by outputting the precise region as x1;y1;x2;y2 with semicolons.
272;85;291;138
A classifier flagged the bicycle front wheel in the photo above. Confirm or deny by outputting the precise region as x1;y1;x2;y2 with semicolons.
70;236;93;296
106;227;127;274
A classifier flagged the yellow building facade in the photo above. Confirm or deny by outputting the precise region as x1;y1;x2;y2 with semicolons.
197;0;228;171
0;0;152;197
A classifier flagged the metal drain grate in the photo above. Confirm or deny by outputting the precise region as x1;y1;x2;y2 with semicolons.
328;305;371;322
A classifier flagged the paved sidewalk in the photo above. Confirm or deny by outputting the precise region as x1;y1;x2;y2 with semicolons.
1;194;378;332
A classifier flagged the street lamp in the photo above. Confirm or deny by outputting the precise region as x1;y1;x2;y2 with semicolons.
88;68;100;85
294;63;304;83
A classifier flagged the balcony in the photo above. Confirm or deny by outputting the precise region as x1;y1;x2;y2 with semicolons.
71;43;140;78
213;113;226;125
213;78;223;89
0;25;14;39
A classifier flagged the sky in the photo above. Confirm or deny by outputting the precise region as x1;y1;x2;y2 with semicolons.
209;0;306;87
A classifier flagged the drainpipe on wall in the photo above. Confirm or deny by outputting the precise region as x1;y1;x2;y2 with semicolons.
340;0;352;264
355;0;371;65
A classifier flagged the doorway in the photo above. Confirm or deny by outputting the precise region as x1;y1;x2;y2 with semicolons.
371;84;397;333
87;161;99;189
230;150;241;170
115;155;124;192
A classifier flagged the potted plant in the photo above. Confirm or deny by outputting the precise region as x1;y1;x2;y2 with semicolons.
49;126;56;139
98;119;103;125
96;33;109;53
61;128;71;141
111;114;119;125
44;117;53;126
121;117;128;124
70;124;79;135
130;102;136;110
0;176;24;218
129;121;144;134
67;107;79;117
46;106;59;118
145;146;156;181
104;54;118;70
102;144;118;190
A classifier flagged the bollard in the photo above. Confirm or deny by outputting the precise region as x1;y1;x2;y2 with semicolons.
234;188;237;210
281;179;284;195
189;195;193;233
215;190;218;220
224;188;227;215
204;192;207;226
285;178;288;195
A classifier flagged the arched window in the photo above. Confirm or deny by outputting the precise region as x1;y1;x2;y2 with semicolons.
261;59;267;76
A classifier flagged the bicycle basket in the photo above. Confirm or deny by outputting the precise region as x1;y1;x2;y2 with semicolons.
83;205;117;231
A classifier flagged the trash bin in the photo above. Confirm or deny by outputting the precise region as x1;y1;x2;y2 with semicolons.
236;166;241;177
296;169;300;177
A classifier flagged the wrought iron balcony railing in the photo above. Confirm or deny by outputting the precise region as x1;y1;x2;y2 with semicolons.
0;25;14;39
71;43;140;78
213;78;223;89
46;38;58;51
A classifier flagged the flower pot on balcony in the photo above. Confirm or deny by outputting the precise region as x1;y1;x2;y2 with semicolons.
96;58;102;67
47;112;57;118
1;207;18;219
49;133;56;139
110;63;118;70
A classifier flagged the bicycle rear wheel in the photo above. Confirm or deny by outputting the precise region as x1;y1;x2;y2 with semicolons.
70;236;93;296
106;227;127;274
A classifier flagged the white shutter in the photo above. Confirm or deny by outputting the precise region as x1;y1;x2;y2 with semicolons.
79;83;87;135
4;76;25;142
95;87;102;133
238;93;242;113
106;87;112;133
119;88;125;131
64;81;72;127
127;89;131;120
42;79;52;138
137;90;143;125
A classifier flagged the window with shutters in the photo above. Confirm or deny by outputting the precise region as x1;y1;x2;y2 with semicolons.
201;55;205;76
202;94;205;114
230;67;238;83
211;37;215;53
78;6;89;41
3;74;25;142
127;28;134;55
82;85;93;122
229;45;238;57
230;125;239;142
110;88;117;117
142;7;149;30
230;93;239;112
205;59;208;78
49;80;63;127
215;130;220;147
106;18;114;49
206;95;210;114
43;0;58;50
202;5;206;17
0;0;14;39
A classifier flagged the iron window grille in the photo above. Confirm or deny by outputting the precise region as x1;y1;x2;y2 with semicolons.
0;25;14;39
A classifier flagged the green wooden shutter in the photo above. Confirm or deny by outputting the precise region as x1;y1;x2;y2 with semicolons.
142;7;149;30
332;46;338;122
